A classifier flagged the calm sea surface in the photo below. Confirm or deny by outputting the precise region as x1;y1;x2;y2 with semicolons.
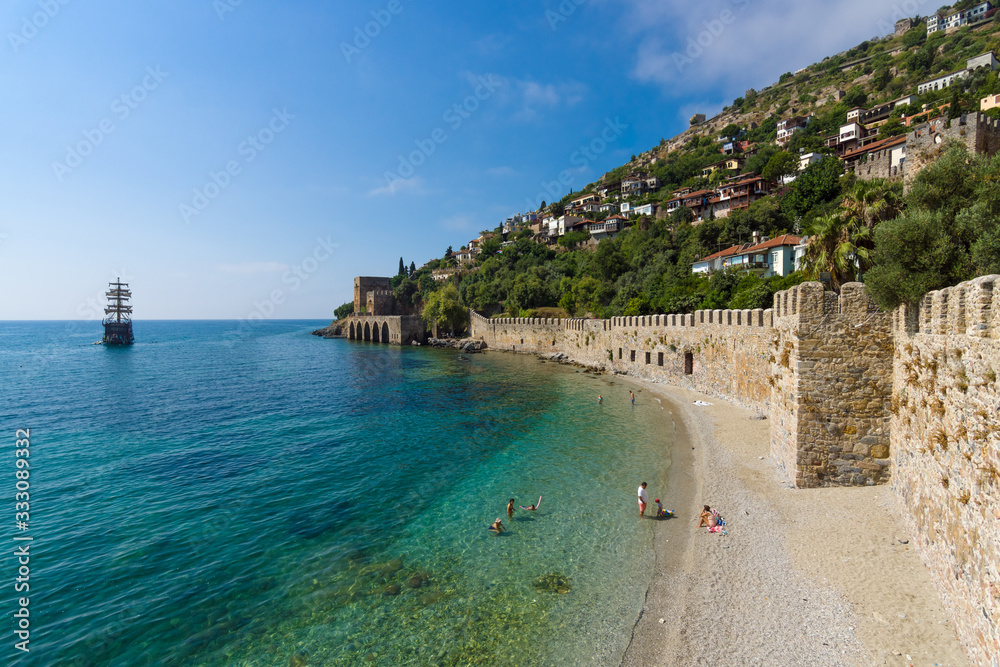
0;320;675;666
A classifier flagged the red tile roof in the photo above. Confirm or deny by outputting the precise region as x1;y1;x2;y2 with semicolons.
696;245;744;263
742;234;802;253
840;134;906;161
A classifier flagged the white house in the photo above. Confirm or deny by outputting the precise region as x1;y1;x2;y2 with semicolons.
598;202;617;214
928;2;992;33
917;69;969;94
556;215;585;236
589;214;626;241
968;51;999;71
632;203;656;217
620;202;633;215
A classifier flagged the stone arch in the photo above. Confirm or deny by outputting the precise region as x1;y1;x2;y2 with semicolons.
364;322;371;341
349;321;356;340
373;321;381;342
382;322;390;343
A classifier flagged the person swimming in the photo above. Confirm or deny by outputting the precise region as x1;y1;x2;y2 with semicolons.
519;496;542;511
507;498;515;518
489;518;505;534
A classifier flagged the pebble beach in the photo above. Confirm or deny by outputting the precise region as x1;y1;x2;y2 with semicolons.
618;380;971;667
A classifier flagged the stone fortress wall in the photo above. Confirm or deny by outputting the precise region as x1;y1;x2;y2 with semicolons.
889;275;1000;666
469;278;998;663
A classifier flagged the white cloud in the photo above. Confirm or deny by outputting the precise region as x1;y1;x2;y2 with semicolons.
366;176;424;197
469;72;587;122
610;0;917;96
217;261;289;274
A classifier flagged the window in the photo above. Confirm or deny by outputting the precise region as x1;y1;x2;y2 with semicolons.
618;348;622;359
630;350;636;362
645;352;651;365
658;352;664;366
684;352;693;375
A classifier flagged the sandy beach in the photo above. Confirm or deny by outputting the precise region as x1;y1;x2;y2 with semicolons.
619;379;970;667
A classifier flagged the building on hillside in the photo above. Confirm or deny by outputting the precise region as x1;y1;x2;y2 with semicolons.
597;181;620;199
621;173;650;197
569;193;599;208
777;116;809;145
917;53;998;94
454;248;474;265
983;93;1000;111
556;215;585;236
895;18;914;35
692;245;742;274
632;203;656;217
927;2;992;33
598;202;618;214
588;214;626;241
700;157;745;177
716;176;773;215
842;135;908;180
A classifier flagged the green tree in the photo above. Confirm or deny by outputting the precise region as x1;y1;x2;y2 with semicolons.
558;230;590;248
782;157;844;219
902;27;926;49
398;257;406;276
422;284;467;335
550;202;566;217
409;261;416;276
762;151;799;182
744;144;781;175
799;213;858;289
334;301;354;319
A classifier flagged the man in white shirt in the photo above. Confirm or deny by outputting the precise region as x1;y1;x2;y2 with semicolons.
638;482;648;517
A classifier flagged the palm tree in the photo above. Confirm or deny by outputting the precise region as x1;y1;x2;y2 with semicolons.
800;213;858;290
840;178;904;279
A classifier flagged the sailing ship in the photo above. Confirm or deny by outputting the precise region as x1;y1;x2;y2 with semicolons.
102;278;134;345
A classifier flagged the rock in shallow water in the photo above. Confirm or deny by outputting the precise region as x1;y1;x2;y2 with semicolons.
533;573;571;594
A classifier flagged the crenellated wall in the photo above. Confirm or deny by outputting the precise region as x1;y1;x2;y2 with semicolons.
890;275;1000;666
470;281;893;488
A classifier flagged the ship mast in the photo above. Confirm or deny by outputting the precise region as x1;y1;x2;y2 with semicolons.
102;278;134;345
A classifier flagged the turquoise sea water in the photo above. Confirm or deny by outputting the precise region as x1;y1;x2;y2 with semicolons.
1;321;675;666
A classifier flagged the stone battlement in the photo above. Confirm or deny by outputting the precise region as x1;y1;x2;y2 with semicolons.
894;274;1000;338
470;277;1000;664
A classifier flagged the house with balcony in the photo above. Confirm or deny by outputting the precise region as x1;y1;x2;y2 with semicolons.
589;214;626;241
681;189;715;222
777;116;809;145
713;234;803;277
597;181;620;199
556;215;585;236
620;173;650;197
701;157;745;178
928;2;992;32
632;203;656;217
570;193;599;208
598;202;618;214
716;176;773;214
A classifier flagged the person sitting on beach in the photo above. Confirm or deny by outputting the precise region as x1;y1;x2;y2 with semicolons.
519;496;542;511
507;498;515;518
698;505;717;528
489;518;505;534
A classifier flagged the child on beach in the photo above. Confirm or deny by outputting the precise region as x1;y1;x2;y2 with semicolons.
654;498;670;518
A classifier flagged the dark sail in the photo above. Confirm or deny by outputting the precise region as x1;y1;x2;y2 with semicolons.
102;279;134;345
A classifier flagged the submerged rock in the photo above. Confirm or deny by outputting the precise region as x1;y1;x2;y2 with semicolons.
419;591;445;605
533;573;571;594
289;649;309;666
406;571;430;589
382;584;401;596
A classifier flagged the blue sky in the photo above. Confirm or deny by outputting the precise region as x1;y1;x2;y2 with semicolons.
1;0;914;319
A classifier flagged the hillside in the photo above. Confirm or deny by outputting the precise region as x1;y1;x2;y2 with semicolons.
358;9;1000;330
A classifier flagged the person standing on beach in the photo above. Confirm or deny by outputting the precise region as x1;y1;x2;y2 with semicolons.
507;498;515;518
629;390;635;405
598;394;603;404
638;482;648;517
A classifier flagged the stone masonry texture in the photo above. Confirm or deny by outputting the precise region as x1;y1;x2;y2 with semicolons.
467;278;998;664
